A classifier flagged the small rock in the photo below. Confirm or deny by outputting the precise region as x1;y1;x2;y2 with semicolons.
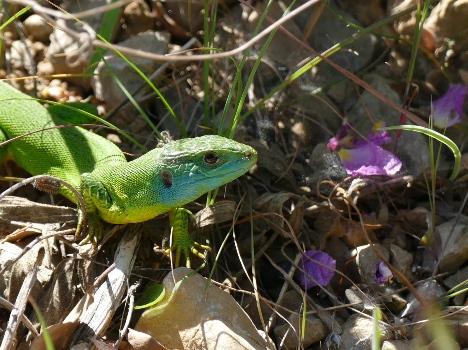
273;313;327;349
135;267;269;350
437;216;468;272
246;1;306;68
47;0;111;86
335;0;386;27
400;280;447;320
164;0;204;34
118;0;155;40
355;244;390;285
340;314;392;349
127;329;166;350
92;31;170;108
299;5;379;86
382;292;407;314
10;39;35;71
382;339;412;350
106;134;122;145
389;244;413;283
345;288;375;314
308;144;348;188
417;336;461;350
342;218;378;248
24;14;53;42
425;0;468;40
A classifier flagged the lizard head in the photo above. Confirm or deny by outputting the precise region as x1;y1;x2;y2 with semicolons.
158;135;257;206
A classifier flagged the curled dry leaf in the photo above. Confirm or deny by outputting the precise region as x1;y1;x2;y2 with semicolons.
30;294;93;350
135;267;269;350
253;192;305;237
194;200;238;228
127;329;167;350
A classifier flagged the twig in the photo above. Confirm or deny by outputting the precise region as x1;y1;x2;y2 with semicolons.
0;296;39;336
0;269;37;350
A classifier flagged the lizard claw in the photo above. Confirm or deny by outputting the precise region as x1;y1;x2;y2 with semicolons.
77;212;102;245
163;237;212;268
163;208;212;267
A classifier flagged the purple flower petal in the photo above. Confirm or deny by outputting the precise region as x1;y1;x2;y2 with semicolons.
298;250;336;290
328;121;402;177
432;84;467;128
371;261;393;286
327;136;340;151
367;121;391;146
338;143;402;176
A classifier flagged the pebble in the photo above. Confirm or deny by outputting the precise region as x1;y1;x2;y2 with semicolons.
24;14;53;42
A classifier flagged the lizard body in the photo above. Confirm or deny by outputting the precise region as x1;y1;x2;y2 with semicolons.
0;81;257;260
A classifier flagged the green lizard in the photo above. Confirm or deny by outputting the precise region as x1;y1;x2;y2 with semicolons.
0;81;257;265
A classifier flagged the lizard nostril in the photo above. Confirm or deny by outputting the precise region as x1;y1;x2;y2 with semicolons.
245;152;252;159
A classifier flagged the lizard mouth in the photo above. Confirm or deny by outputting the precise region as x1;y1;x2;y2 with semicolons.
184;150;257;187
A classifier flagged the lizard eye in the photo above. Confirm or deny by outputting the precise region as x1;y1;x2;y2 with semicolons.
204;152;219;164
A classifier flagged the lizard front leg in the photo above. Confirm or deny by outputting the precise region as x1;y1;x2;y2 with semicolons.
78;173;112;244
164;207;211;268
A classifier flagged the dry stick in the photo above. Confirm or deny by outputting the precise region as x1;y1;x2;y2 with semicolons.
7;0;322;61
0;296;39;337
69;224;142;346
0;269;37;350
5;0;133;19
114;281;140;349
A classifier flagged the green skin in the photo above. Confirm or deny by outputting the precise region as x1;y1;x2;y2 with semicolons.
0;81;257;263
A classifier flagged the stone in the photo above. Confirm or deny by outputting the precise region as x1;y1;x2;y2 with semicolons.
340;314;392;349
92;31;170;108
10;39;35;71
47;0;112;85
24;14;53;42
443;265;468;305
118;0;155;40
389;244;413;283
382;340;412;350
425;0;468;40
355;244;390;285
400;280;447;320
437;216;468;272
273;313;326;349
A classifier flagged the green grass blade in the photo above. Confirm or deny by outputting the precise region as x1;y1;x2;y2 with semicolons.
372;307;382;350
0;5;30;31
31;299;55;350
86;0;121;75
381;125;461;181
